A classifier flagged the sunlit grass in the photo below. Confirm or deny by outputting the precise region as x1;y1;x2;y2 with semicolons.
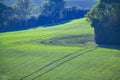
0;18;120;80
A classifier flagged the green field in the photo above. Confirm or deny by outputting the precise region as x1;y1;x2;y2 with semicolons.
0;18;120;80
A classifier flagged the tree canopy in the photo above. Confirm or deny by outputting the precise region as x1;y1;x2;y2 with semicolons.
13;0;34;20
87;0;120;44
40;0;66;22
0;3;14;31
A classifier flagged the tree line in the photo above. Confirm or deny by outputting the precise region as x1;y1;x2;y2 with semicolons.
0;0;89;32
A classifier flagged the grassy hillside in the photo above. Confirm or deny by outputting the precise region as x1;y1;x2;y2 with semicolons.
0;18;120;80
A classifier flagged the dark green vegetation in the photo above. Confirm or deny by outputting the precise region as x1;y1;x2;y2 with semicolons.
0;3;14;31
66;0;98;9
87;0;120;44
40;0;65;22
0;18;120;80
2;0;98;9
0;0;89;32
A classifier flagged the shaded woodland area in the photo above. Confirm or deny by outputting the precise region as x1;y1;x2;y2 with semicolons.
0;0;89;32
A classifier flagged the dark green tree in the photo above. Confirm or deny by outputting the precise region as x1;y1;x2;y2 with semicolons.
13;0;34;27
0;2;14;32
87;0;120;45
40;0;66;22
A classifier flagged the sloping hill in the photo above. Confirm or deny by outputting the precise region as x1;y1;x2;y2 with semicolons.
0;18;120;80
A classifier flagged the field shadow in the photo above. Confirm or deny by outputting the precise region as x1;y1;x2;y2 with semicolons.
98;45;120;50
0;20;71;33
42;20;71;27
40;34;95;46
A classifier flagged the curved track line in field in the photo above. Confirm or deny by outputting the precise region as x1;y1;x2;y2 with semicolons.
32;48;96;80
20;48;97;80
20;49;84;80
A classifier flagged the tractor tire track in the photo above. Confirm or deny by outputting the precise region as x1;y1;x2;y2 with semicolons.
32;48;96;80
20;47;97;80
20;49;85;80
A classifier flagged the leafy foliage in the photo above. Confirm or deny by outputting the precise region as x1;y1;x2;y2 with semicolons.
63;6;89;20
87;0;120;44
0;3;14;31
0;0;89;32
13;0;34;20
40;0;66;22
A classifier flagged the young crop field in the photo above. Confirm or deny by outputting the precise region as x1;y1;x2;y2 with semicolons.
0;18;120;80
